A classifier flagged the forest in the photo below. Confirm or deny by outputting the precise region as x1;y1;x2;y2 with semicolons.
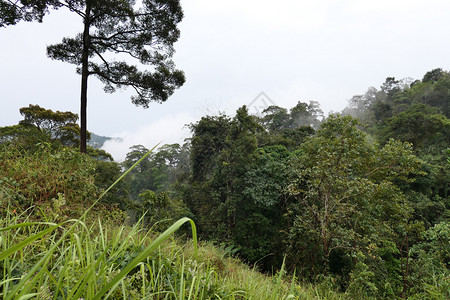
0;68;449;298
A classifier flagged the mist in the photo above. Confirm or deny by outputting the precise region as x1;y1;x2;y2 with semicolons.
101;113;194;162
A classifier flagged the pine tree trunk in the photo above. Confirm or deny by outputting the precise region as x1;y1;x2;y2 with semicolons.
80;2;91;153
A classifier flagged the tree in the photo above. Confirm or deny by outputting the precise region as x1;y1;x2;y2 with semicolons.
135;189;191;232
380;103;450;150
16;0;185;153
260;105;290;132
0;104;87;148
239;144;291;268
189;114;231;182
123;144;150;171
19;104;84;146
189;106;286;266
0;124;50;149
289;100;323;129
122;143;190;199
2;0;185;153
380;77;401;101
0;0;61;26
342;87;378;123
287;115;424;287
422;68;446;83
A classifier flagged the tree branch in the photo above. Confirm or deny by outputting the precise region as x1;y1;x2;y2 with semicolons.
59;1;85;18
364;165;402;178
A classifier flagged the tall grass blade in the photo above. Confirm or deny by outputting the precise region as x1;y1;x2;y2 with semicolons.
272;256;287;300
4;220;81;300
93;217;197;299
17;294;38;300
0;223;59;261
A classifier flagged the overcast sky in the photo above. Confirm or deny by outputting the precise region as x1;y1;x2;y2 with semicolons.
1;0;450;160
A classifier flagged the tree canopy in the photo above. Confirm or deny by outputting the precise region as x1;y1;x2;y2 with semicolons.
3;0;185;153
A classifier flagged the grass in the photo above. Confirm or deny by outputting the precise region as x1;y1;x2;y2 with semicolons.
0;145;346;299
0;208;193;299
2;207;341;299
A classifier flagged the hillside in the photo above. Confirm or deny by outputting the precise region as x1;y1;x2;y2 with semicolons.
0;144;343;299
88;132;122;149
0;68;449;299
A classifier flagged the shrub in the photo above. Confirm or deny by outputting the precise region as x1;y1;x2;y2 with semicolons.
0;142;98;218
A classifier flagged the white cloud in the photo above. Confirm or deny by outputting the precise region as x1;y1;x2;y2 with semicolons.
190;0;328;32
3;0;450;138
101;113;195;162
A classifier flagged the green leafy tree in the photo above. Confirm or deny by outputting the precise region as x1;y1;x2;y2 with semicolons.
93;159;129;206
214;106;261;237
422;68;446;83
19;104;84;146
380;77;401;101
189;114;231;182
239;145;291;268
260;105;290;133
408;222;450;298
123;144;150;171
186;106;289;267
134;189;191;232
0;124;51;149
258;102;318;149
287;115;424;292
41;0;185;153
342;87;378;124
416;71;450;117
0;0;61;26
0;142;98;215
123;143;190;199
0;105;88;150
289;100;323;129
152;143;190;185
380;103;450;150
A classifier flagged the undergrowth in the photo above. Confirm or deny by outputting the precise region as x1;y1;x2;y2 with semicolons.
0;208;349;299
0;142;347;299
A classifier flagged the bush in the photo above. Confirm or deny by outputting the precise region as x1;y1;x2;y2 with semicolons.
132;190;193;232
0;142;98;219
409;222;450;299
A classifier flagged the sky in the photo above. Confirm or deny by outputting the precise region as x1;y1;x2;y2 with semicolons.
1;0;450;161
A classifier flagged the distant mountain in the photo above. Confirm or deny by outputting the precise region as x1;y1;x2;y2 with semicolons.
88;133;122;149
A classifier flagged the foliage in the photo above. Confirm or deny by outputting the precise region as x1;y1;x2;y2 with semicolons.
0;0;61;26
286;115;425;296
183;105;319;270
260;100;323;132
0;208;325;299
0;66;449;298
45;0;185;151
379;103;450;150
19;104;84;147
3;0;186;152
408;222;450;298
188;114;231;182
45;0;186;106
347;253;378;298
0;105;94;152
0;124;53;149
0;137;120;224
93;159;129;207
339;68;450;298
0;143;307;299
122;143;190;199
258;101;320;149
0;142;98;217
132;189;192;232
0;209;199;298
